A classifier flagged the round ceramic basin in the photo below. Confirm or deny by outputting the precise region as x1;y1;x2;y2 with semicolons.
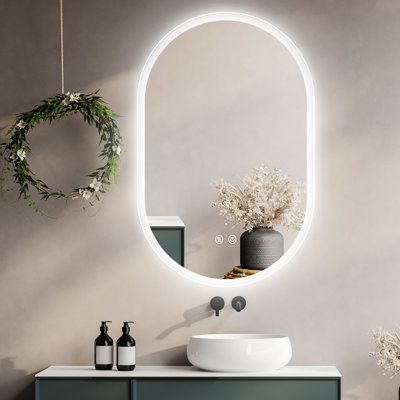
187;334;292;372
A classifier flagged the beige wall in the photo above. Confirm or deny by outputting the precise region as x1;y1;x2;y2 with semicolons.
1;0;399;399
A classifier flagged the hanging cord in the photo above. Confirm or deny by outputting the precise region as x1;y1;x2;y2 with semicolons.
60;0;65;93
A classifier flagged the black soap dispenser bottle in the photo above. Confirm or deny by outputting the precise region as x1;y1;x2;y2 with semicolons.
117;321;136;371
94;321;113;370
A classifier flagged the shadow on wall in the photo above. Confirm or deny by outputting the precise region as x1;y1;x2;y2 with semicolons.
0;358;35;400
137;345;190;366
341;356;397;400
156;303;212;340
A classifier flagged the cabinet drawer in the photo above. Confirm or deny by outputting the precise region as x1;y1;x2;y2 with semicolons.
135;378;340;400
36;378;131;400
151;227;184;266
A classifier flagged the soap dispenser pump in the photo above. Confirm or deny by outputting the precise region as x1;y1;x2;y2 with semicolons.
117;321;136;371
94;321;113;370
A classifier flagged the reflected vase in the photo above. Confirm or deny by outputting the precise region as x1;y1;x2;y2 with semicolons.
240;227;284;270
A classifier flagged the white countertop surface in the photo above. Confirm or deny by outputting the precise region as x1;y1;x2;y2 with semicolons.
148;216;185;227
36;365;341;378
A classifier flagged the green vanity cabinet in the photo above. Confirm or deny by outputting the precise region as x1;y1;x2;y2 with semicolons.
35;378;132;400
136;378;340;400
149;216;185;266
35;366;341;400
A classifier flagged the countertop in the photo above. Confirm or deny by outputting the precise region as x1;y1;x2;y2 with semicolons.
36;365;341;378
147;216;185;227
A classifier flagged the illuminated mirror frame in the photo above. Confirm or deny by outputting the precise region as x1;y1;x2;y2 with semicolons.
137;12;315;287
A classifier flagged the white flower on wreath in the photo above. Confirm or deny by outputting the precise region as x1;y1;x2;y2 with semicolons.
79;189;91;200
112;145;121;156
16;149;26;161
62;92;81;105
89;177;102;192
16;120;26;130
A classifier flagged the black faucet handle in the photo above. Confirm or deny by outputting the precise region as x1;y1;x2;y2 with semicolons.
210;296;225;317
232;296;246;312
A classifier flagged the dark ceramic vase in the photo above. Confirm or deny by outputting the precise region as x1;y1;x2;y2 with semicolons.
240;227;284;270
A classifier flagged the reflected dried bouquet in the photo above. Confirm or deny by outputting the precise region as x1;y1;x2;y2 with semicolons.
212;165;305;231
370;328;400;378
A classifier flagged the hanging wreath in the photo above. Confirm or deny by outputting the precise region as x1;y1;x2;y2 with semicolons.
0;91;122;212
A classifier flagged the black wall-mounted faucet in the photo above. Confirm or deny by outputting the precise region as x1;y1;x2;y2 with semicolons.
210;296;225;316
232;296;246;312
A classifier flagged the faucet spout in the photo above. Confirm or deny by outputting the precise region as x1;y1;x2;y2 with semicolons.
210;296;225;317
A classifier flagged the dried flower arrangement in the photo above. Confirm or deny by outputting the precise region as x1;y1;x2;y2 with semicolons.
370;328;400;377
212;165;305;231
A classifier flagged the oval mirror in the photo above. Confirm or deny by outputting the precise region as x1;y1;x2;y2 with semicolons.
137;13;314;286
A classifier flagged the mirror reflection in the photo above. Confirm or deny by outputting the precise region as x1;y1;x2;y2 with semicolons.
146;21;307;279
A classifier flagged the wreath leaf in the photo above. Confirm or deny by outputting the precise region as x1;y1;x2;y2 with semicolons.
0;91;122;214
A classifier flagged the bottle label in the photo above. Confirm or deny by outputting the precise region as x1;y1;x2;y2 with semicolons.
118;347;135;366
96;346;113;365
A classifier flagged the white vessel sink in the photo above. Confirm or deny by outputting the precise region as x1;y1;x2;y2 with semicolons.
187;334;292;372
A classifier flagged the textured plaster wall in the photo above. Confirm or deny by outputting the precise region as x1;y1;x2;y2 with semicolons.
1;1;400;399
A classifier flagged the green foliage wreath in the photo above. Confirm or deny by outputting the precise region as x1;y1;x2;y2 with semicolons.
0;91;122;213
